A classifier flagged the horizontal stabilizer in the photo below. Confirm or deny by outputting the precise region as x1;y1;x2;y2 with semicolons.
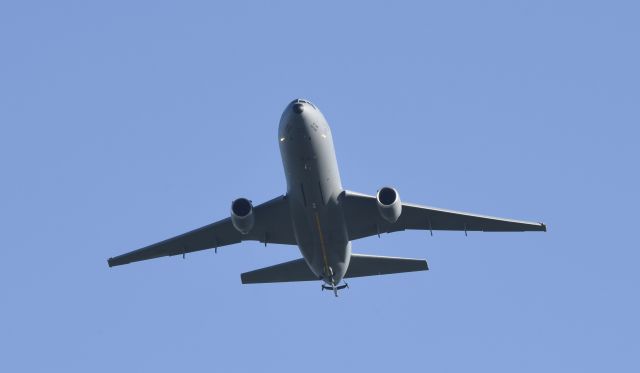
241;258;317;284
345;254;428;279
241;254;428;284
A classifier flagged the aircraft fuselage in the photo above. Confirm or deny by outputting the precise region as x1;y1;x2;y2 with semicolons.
278;99;350;285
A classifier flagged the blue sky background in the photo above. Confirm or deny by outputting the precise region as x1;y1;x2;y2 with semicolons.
1;1;638;371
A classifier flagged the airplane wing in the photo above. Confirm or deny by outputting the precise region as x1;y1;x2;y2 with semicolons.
108;195;296;267
340;190;546;241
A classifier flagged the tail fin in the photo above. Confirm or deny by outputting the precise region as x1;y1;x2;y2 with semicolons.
345;254;428;278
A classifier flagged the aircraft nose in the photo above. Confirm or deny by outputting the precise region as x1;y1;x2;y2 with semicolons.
292;103;304;114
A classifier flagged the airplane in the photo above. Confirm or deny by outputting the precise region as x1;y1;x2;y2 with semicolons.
108;99;546;296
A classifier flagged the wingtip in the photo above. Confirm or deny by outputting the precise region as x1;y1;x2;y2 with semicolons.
107;258;114;268
541;223;547;232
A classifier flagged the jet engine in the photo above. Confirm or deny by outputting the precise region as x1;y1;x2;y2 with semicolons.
376;187;402;223
231;198;255;234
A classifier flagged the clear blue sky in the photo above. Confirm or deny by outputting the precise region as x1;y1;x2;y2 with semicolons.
1;1;638;372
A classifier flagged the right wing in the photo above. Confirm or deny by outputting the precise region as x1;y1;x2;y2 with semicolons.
341;190;546;241
108;195;296;267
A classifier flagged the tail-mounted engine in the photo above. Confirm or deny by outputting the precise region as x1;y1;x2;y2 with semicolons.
376;187;402;223
231;198;255;234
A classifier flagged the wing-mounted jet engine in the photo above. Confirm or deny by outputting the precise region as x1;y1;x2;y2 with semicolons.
231;198;255;234
376;187;402;223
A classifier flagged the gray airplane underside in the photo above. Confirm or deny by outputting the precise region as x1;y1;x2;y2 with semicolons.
108;99;545;296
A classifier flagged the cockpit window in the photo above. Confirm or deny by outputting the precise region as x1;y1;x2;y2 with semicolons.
290;98;317;110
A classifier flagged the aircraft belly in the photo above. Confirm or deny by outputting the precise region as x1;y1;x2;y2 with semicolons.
279;113;349;284
290;200;350;283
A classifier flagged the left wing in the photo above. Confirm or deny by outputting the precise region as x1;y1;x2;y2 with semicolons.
340;190;546;241
108;195;296;267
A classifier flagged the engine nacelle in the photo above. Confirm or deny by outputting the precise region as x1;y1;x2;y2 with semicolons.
231;198;255;235
376;187;402;223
